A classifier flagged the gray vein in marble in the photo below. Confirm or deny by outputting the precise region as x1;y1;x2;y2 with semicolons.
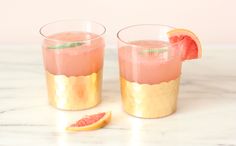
0;124;49;127
0;105;45;114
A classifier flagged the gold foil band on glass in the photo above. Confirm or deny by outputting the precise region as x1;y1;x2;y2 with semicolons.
46;70;102;110
120;76;180;118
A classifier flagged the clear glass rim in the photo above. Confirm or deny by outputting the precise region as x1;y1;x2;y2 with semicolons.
39;19;106;43
117;24;182;48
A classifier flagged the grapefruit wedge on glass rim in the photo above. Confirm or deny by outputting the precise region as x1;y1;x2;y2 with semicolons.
66;111;111;131
168;28;202;60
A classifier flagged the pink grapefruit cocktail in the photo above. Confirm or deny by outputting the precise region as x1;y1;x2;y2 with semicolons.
117;25;182;118
40;20;105;110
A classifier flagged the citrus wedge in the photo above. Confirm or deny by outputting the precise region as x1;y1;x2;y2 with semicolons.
66;111;111;131
168;28;202;60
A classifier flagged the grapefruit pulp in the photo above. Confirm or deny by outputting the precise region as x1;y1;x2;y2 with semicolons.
66;111;111;131
168;28;202;60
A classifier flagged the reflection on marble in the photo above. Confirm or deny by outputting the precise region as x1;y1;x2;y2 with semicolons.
0;45;236;146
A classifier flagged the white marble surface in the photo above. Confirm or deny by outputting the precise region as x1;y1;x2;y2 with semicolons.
0;45;236;146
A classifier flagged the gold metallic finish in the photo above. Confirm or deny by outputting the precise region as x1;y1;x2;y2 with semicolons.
120;76;180;118
46;70;102;110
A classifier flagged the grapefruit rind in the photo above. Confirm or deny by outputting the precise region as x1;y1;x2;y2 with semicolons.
167;28;202;59
66;112;112;131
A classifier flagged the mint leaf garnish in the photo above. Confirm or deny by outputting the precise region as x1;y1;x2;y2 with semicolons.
48;42;83;49
140;47;168;54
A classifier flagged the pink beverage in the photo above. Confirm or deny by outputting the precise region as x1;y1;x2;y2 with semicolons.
43;32;104;76
117;24;182;118
40;20;106;110
119;40;181;84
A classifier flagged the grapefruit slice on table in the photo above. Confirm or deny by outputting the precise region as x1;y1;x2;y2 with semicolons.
66;111;111;131
168;29;202;60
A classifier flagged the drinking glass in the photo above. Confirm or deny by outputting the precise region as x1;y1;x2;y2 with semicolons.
40;20;106;110
117;24;182;118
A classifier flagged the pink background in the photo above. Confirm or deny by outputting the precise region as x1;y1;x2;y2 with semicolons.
0;0;235;45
